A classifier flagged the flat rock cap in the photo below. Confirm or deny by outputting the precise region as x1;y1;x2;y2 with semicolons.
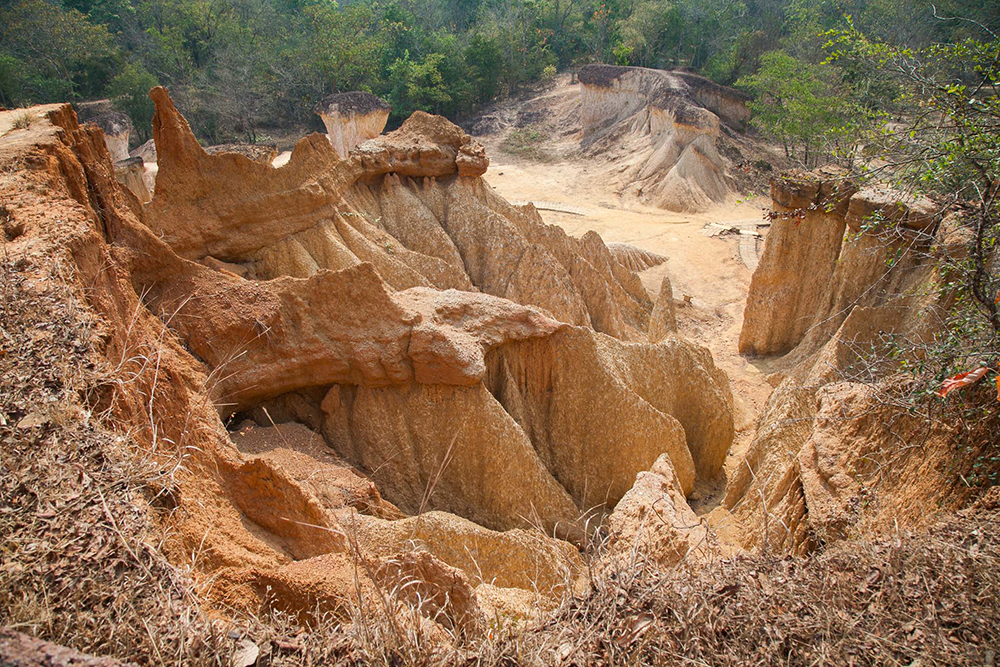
314;91;391;117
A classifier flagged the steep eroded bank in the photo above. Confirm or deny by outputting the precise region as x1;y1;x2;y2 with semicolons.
0;92;737;635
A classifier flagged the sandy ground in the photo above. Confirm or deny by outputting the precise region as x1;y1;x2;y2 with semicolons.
478;83;776;545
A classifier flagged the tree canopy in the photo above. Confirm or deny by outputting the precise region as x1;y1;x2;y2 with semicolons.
0;0;996;149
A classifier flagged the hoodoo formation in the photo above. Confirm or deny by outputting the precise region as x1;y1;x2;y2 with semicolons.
314;91;392;158
2;41;999;662
88;109;132;161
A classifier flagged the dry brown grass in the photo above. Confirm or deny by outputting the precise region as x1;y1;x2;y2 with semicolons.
207;504;999;666
11;111;32;130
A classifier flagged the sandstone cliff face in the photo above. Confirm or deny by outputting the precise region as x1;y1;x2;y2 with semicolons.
1;93;735;630
726;169;961;554
577;65;749;212
739;169;941;359
138;81;734;549
145;87;652;340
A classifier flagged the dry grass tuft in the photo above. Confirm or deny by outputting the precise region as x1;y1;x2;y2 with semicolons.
11;112;32;130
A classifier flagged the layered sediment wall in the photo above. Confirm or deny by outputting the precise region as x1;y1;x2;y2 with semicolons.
0;91;735;630
577;65;749;212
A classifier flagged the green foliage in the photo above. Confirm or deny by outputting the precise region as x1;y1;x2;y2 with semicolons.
0;0;120;103
387;51;453;117
466;33;503;102
737;50;852;166
106;62;158;142
824;24;1000;422
0;54;75;108
614;0;675;67
0;0;996;146
303;1;386;94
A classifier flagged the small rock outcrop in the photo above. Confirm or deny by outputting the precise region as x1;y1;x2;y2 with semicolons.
86;109;132;161
314;91;391;158
578;65;750;212
606;455;713;567
648;274;678;341
113;155;151;203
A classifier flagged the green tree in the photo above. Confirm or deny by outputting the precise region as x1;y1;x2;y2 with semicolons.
106;61;158;141
737;49;850;166
465;33;503;102
0;0;121;101
615;0;677;67
826;26;1000;388
303;1;387;94
387;51;452;116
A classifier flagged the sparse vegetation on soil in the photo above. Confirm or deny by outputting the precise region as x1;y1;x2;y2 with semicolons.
500;126;552;161
2;2;1000;663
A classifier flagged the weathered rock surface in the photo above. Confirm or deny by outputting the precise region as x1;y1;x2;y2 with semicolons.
648;274;678;341
82;109;131;161
606;455;713;567
607;242;667;273
725;169;961;554
739;168;940;359
0;94;735;636
145;86;654;340
205;142;279;164
578;65;749;212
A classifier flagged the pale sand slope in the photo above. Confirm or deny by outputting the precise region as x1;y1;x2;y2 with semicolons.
482;136;775;544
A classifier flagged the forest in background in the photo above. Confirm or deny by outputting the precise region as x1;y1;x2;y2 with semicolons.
1;0;997;146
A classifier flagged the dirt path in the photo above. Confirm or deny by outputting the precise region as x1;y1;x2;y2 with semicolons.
480;105;774;545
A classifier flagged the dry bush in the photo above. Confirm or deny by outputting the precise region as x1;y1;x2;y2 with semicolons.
11;111;32;130
507;512;1000;665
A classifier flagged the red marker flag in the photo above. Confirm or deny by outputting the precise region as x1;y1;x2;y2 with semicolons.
937;367;989;398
